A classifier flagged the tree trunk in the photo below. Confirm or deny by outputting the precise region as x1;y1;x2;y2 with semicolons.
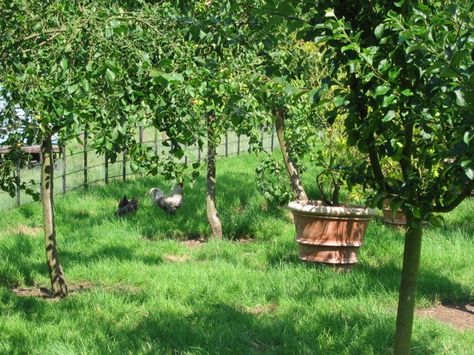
206;114;223;239
274;108;308;202
41;137;68;297
394;216;423;355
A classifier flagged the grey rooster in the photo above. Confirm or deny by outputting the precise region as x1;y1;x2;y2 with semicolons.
149;182;184;214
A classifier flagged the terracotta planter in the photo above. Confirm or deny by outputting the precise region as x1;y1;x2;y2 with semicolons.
382;207;407;227
288;201;375;268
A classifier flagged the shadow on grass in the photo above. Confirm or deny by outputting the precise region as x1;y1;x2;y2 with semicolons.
60;244;164;267
3;293;451;354
0;236;46;287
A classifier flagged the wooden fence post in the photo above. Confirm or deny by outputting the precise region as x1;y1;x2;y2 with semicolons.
139;126;144;145
83;130;88;190
237;135;241;155
15;164;20;206
62;145;66;194
122;150;127;182
105;151;109;184
225;132;228;157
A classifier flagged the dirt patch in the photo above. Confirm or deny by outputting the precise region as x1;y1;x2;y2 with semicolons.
164;255;190;262
418;303;474;330
10;225;42;237
182;238;206;249
233;238;255;244
245;303;278;316
12;282;93;300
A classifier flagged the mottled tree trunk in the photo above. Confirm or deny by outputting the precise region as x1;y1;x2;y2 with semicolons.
206;114;223;239
394;216;423;355
41;137;68;297
274;108;308;202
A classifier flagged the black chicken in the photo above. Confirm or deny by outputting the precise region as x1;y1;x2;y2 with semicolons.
116;195;139;217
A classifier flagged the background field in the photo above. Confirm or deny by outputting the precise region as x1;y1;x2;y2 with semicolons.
0;153;473;354
0;129;275;210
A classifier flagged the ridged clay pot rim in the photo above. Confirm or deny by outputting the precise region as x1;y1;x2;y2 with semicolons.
288;200;376;218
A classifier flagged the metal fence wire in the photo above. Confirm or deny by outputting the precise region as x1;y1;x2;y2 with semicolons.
0;128;277;211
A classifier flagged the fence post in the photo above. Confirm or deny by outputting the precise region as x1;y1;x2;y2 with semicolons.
139;126;144;145
83;130;88;190
225;132;228;157
105;151;109;184
15;164;20;206
62;145;66;194
122;150;127;182
237;135;241;155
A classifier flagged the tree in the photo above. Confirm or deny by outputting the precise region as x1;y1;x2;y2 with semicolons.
0;0;164;296
314;1;473;353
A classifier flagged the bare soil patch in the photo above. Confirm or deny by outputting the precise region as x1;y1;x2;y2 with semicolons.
418;303;474;330
10;224;42;237
182;234;206;249
245;303;278;316
12;282;93;300
12;282;140;300
233;238;255;244
164;255;190;262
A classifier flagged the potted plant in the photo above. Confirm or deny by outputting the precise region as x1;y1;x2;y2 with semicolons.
277;110;375;268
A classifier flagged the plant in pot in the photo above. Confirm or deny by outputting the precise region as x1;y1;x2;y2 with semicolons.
282;114;376;269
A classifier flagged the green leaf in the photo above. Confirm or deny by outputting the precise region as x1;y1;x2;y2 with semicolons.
283;85;298;97
374;24;385;38
388;68;400;80
454;90;466;107
394;0;405;7
111;127;119;141
401;89;414;96
67;84;78;94
464;132;472;145
341;43;360;52
60;58;68;71
105;68;116;83
374;85;389;97
130;161;139;172
160;73;184;83
325;9;336;18
383;110;396;122
81;79;90;93
465;167;474;180
413;207;421;219
382;94;397;107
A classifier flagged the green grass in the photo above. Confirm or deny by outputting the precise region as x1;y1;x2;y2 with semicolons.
0;154;473;354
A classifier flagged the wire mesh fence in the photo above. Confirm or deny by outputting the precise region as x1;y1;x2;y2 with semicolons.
0;128;276;211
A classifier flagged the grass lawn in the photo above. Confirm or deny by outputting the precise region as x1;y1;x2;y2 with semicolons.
0;154;473;354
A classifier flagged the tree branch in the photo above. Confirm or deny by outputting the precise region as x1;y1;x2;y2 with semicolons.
432;181;474;213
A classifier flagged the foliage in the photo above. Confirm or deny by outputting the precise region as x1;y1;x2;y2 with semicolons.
307;1;474;353
0;154;473;353
314;1;473;217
